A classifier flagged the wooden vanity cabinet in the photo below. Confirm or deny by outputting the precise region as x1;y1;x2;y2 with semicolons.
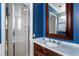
34;43;62;56
46;49;62;56
34;43;47;56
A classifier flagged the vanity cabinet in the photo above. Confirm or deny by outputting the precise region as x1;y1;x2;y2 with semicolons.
46;48;62;56
34;43;62;56
34;43;46;56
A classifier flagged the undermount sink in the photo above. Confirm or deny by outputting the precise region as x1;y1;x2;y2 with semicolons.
46;42;58;48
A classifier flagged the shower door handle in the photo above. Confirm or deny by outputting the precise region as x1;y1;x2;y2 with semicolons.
12;30;15;56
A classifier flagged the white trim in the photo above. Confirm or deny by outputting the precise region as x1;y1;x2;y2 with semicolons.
29;3;33;56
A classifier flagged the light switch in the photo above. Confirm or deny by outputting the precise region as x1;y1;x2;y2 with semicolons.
33;34;35;37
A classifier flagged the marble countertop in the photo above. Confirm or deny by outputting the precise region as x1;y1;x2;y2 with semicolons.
33;38;79;56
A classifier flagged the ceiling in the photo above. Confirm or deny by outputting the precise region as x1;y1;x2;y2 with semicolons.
49;3;66;13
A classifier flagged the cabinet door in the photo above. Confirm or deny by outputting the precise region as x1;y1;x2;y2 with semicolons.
34;43;46;56
46;49;62;56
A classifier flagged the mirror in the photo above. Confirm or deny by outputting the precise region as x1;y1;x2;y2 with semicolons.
48;3;66;34
46;3;73;40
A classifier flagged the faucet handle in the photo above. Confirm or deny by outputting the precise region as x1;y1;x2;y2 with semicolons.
52;40;56;43
56;40;62;45
49;38;51;42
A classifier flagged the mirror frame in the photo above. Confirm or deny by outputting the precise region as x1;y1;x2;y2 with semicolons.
46;3;73;40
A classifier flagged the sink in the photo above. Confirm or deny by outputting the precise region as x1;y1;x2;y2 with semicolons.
46;42;58;48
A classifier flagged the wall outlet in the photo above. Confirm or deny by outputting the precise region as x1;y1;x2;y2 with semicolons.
33;34;35;37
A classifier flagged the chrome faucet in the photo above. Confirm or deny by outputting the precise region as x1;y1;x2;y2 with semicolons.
51;39;62;45
49;38;51;42
48;38;62;45
56;40;62;45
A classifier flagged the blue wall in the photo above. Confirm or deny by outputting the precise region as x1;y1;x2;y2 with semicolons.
0;3;1;44
43;4;46;37
33;3;43;38
73;3;79;44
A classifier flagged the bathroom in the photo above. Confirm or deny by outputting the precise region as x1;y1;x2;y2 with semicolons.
0;3;79;56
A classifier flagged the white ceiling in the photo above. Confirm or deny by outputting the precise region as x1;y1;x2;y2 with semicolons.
49;3;66;13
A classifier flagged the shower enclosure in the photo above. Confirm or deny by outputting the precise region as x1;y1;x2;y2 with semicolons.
7;3;31;56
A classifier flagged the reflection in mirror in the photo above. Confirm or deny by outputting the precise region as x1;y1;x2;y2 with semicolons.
48;3;66;34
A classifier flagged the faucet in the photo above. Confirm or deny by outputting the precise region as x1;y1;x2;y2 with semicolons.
48;38;56;42
56;40;62;45
51;39;62;45
49;38;51;42
48;38;62;45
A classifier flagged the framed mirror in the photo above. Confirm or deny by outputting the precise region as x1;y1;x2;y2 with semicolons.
46;3;73;40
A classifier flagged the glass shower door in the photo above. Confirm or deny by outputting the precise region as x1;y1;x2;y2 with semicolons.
8;3;30;56
14;4;29;56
